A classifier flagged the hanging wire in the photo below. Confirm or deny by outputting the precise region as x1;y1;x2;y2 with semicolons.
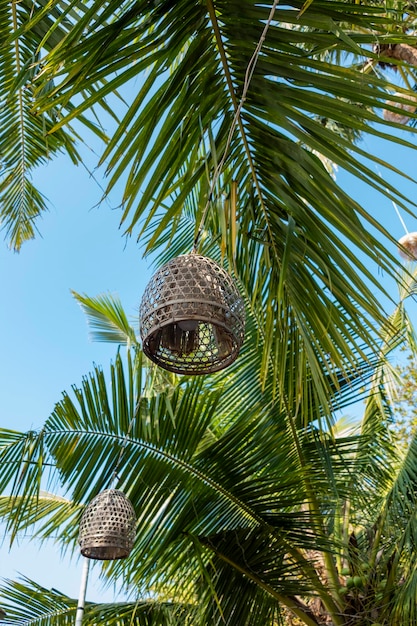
107;354;168;488
393;200;409;234
108;405;140;489
107;355;169;487
374;162;409;235
193;0;280;250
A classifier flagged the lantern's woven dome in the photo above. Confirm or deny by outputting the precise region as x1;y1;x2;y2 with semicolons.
140;253;245;375
398;232;417;261
78;489;136;560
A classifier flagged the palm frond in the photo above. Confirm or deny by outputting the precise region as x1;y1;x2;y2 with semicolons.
72;291;139;347
0;0;83;250
0;348;384;616
10;0;417;384
0;576;196;625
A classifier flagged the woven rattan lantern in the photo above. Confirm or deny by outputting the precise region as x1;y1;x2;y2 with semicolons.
383;92;417;125
398;232;417;261
140;253;245;374
78;489;136;560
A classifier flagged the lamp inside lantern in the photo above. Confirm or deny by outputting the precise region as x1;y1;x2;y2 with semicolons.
140;254;245;375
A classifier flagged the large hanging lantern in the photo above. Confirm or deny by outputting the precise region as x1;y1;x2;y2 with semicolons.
140;253;245;374
78;489;136;560
398;232;417;261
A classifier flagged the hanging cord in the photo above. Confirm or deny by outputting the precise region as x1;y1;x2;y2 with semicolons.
108;359;158;488
393;200;409;234
108;403;140;489
106;348;154;489
193;0;280;251
374;162;409;234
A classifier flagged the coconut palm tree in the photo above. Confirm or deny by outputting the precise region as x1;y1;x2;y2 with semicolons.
3;0;417;623
1;276;417;625
4;0;417;404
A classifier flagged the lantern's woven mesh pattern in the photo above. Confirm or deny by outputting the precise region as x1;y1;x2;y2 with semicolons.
140;253;245;374
398;232;417;261
78;489;136;560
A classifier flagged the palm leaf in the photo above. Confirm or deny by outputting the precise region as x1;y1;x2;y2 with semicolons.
0;576;196;625
9;0;417;385
0;348;386;623
0;0;83;250
72;291;139;347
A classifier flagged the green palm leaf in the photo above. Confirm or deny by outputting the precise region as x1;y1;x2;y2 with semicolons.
8;0;417;383
0;576;196;625
0;0;83;250
0;347;390;623
3;0;417;396
72;291;139;347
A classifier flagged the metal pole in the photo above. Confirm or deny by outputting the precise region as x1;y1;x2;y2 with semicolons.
75;557;90;626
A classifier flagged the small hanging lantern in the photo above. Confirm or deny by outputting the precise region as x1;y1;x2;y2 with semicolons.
383;92;417;125
78;489;136;560
398;232;417;261
140;253;245;375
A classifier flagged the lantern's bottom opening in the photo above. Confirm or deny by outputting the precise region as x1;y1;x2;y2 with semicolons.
81;544;130;560
143;319;242;375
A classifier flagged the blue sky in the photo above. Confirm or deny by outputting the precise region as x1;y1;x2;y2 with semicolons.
0;142;152;603
1;108;417;605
